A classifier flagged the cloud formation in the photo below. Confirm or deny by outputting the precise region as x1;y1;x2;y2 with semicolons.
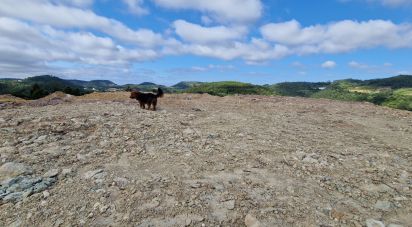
173;20;247;44
0;0;411;81
261;19;412;54
123;0;148;15
153;0;263;23
322;61;337;69
0;0;163;47
342;0;412;7
0;17;158;74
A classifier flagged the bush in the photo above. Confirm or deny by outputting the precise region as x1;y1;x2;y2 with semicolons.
382;92;412;111
30;83;49;99
311;88;369;102
271;82;328;97
367;91;392;105
185;81;274;96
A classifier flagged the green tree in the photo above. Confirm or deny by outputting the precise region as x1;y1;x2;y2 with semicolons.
30;83;47;99
64;86;73;94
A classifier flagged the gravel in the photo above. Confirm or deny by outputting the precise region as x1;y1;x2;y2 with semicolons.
0;92;411;226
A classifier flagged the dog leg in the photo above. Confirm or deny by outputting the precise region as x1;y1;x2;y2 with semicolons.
152;100;157;111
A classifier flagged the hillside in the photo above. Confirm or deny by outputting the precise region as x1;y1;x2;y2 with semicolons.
268;82;330;97
185;81;273;96
172;81;205;90
0;93;411;226
1;75;411;110
0;75;97;99
363;75;412;89
68;79;117;89
123;82;175;93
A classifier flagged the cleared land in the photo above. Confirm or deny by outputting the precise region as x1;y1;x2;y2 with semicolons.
1;92;411;226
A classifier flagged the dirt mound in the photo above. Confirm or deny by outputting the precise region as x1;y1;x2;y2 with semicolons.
0;94;28;108
0;94;411;226
0;94;27;103
30;91;74;106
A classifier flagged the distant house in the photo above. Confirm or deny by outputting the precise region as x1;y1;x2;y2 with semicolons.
318;87;327;90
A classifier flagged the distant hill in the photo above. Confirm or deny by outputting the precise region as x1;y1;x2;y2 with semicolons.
172;81;205;90
268;82;330;97
68;79;117;89
122;82;174;93
311;75;412;111
363;75;412;89
139;82;157;86
1;74;411;111
185;81;273;96
0;75;117;99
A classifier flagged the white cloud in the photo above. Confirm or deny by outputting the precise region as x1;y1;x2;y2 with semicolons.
348;61;369;69
119;0;263;23
173;20;248;44
291;61;305;69
123;0;149;15
201;16;213;25
261;19;412;54
321;61;337;69
52;0;95;7
379;0;412;6
153;0;263;23
169;64;235;74
0;0;411;81
348;61;396;72
342;0;412;7
0;0;163;47
164;38;291;63
0;17;158;73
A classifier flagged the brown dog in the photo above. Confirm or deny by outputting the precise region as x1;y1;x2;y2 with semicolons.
130;88;164;111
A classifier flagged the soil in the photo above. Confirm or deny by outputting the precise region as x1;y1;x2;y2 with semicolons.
1;92;411;226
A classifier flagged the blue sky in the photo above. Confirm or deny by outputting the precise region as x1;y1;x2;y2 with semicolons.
0;0;411;85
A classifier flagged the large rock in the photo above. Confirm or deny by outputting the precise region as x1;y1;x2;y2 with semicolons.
374;200;392;211
82;169;104;180
43;169;59;178
3;192;24;203
245;214;260;227
366;219;385;227
0;162;32;181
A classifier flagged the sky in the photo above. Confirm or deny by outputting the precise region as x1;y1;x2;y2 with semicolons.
0;0;411;85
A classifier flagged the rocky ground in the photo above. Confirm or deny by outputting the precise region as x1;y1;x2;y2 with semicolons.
0;92;411;227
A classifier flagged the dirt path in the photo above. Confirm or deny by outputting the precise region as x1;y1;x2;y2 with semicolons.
1;93;411;226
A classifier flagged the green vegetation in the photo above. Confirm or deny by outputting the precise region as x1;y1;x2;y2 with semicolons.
269;82;330;97
381;88;412;111
68;79;117;89
185;81;273;96
363;75;412;89
310;82;412;111
1;75;411;111
172;81;205;90
180;76;411;111
0;75;92;99
122;82;175;93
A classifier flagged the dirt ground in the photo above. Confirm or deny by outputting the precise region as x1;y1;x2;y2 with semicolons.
1;92;411;226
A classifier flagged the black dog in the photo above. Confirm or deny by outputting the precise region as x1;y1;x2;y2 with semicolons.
130;88;164;111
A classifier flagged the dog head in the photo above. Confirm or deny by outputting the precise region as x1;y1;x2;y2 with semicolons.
130;91;140;99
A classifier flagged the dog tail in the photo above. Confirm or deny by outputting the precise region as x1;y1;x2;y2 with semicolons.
156;87;164;98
